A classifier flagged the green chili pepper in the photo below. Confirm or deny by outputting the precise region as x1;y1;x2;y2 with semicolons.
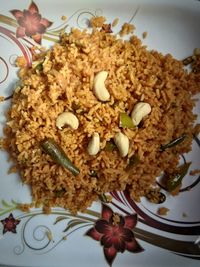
41;138;80;176
182;56;194;66
125;154;140;171
160;135;187;152
54;189;66;197
35;63;43;71
105;140;116;151
99;193;108;203
166;162;191;192
119;112;135;129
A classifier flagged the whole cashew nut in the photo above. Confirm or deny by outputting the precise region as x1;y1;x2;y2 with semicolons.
131;102;151;126
56;111;79;130
93;71;110;102
114;132;129;157
87;132;100;156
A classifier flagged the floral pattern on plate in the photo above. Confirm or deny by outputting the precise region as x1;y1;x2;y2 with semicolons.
10;1;53;44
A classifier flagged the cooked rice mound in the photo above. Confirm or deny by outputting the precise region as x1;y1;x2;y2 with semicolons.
3;28;200;213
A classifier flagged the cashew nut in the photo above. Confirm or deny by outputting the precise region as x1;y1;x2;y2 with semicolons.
93;71;110;101
131;102;151;126
56;111;79;130
87;133;100;156
114;132;129;157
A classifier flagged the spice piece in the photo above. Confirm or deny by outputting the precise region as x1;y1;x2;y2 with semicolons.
112;18;119;27
8;166;17;174
182;212;188;218
101;23;113;33
157;207;169;216
193;48;200;56
190;169;200;176
0;138;3;149
89;170;98;177
16;56;27;68
61;15;67;21
46;231;53;241
142;31;148;39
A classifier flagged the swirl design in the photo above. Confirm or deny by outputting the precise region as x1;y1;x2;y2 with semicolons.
9;54;18;67
15;216;51;255
0;57;9;84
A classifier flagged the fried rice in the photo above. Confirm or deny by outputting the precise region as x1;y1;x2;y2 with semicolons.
2;26;200;214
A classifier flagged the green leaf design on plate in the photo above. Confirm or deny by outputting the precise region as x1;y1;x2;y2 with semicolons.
1;200;13;208
63;219;88;232
54;216;69;225
0;14;18;27
0;199;18;217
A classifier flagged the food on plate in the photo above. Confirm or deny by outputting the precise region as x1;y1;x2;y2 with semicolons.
2;20;200;214
157;207;169;216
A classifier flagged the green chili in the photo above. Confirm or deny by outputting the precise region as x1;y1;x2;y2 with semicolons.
182;56;194;66
54;189;66;197
119;112;135;129
99;193;109;203
125;154;140;171
160;135;187;152
41;138;80;176
35;63;43;71
166;162;191;192
105;140;116;151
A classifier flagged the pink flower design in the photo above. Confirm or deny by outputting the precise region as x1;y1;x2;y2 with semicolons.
86;204;144;266
10;1;52;44
1;213;20;234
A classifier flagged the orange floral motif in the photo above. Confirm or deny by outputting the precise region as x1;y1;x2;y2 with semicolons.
10;1;52;44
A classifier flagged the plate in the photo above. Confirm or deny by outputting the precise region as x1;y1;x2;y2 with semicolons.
0;0;200;266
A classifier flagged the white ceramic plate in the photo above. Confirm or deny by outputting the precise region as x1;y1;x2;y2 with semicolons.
0;0;200;266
